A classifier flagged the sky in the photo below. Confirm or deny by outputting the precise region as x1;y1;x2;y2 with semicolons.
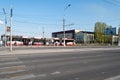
0;0;120;38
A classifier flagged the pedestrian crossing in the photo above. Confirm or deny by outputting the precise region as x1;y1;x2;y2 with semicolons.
0;55;36;80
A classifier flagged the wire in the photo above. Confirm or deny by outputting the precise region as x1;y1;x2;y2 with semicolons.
13;20;62;26
1;11;62;22
102;0;120;6
14;14;62;21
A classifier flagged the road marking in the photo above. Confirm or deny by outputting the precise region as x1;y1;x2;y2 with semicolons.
0;55;35;80
0;61;23;66
0;74;36;80
36;74;47;77
104;75;120;80
0;69;26;75
75;78;80;80
51;71;61;75
101;72;105;74
0;57;18;62
0;65;26;72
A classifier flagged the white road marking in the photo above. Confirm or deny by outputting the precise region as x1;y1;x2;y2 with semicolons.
0;61;23;66
0;55;35;80
104;75;120;80
0;57;18;62
51;71;61;75
36;74;47;77
75;78;80;80
101;72;105;74
0;74;36;80
0;69;26;75
0;65;26;71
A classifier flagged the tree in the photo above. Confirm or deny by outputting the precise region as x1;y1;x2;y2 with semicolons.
94;22;111;43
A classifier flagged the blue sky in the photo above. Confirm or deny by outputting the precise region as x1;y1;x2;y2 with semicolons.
0;0;120;38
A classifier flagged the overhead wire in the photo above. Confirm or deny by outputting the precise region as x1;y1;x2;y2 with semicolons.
13;20;62;26
102;0;120;6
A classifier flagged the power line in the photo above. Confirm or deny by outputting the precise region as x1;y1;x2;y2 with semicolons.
0;11;62;21
13;20;62;26
14;14;62;21
102;0;120;6
1;11;63;25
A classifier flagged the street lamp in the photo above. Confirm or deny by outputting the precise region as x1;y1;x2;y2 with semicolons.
10;7;13;52
3;8;7;47
63;4;71;47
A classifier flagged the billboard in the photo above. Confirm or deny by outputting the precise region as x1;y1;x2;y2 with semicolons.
105;27;116;35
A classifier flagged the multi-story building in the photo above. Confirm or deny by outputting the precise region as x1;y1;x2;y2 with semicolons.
76;31;94;43
52;29;94;43
52;29;80;40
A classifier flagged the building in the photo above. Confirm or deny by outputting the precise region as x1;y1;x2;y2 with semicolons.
76;31;94;43
118;27;120;46
52;29;80;40
52;29;94;43
112;35;119;44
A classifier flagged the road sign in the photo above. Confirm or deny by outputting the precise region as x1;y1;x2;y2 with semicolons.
7;26;11;32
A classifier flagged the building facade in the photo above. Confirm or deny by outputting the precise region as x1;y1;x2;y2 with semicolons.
52;30;94;43
76;31;94;43
52;30;80;40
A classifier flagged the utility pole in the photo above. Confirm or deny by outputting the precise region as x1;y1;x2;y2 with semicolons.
3;8;7;47
63;4;71;47
42;27;45;39
63;18;65;46
10;7;13;52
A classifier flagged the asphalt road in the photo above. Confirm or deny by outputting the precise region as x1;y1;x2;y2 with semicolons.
0;47;120;80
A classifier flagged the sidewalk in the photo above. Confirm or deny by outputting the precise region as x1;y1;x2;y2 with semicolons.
0;49;71;55
0;46;120;55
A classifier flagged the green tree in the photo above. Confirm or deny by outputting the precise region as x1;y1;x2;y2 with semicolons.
94;22;111;43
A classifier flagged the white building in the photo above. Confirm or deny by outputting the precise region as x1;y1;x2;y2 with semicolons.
52;30;94;43
76;31;94;43
118;27;120;46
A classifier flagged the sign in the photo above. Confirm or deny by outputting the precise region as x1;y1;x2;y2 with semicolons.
7;27;11;32
105;27;116;35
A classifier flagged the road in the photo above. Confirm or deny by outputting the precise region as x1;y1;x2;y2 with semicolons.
0;47;120;80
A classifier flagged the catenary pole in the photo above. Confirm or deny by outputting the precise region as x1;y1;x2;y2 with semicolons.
3;8;7;47
63;4;71;47
10;7;13;52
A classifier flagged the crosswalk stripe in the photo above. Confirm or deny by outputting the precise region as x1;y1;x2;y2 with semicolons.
0;74;36;80
0;65;26;72
0;70;26;75
0;55;14;58
104;75;120;80
0;57;18;62
0;55;36;80
0;61;23;66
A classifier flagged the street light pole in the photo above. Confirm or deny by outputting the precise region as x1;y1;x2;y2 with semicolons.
10;7;13;52
42;27;45;39
3;8;7;47
63;4;71;47
63;18;65;46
